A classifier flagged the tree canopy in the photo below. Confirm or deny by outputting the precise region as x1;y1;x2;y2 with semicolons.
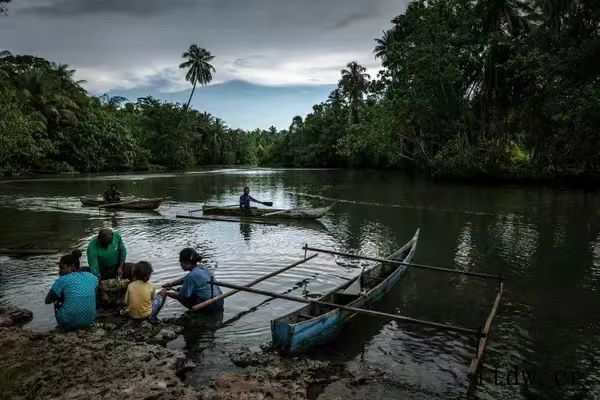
2;0;599;181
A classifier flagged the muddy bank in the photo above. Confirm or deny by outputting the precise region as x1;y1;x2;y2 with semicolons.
0;306;370;400
0;324;198;399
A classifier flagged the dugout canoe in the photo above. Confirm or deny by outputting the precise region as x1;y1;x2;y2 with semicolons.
202;204;333;220
271;229;420;355
80;196;162;210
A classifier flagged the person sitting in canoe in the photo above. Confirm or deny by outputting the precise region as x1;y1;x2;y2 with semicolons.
103;184;121;203
45;250;98;330
239;186;271;209
160;248;224;312
87;228;127;281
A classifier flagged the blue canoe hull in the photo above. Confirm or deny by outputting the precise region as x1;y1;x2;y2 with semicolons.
271;229;420;355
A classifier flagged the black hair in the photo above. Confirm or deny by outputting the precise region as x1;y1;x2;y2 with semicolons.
134;261;153;282
60;249;82;270
179;248;202;264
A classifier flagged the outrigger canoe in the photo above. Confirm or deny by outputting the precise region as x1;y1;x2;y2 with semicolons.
202;204;334;220
271;229;420;355
80;196;162;210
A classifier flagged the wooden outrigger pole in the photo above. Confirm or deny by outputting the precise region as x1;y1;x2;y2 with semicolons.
193;253;318;311
303;245;501;280
468;279;504;378
211;279;479;335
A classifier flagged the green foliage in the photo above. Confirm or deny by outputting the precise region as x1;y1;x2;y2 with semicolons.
0;87;48;175
0;53;270;175
273;0;600;179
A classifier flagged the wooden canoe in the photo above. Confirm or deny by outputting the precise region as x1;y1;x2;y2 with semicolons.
271;229;420;355
80;196;162;210
202;204;334;220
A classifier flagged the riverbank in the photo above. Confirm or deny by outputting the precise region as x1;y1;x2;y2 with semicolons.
0;306;378;400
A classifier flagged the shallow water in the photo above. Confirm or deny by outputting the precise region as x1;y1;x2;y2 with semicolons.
0;168;599;399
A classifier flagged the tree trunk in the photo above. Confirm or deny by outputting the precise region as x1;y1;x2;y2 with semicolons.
185;80;197;110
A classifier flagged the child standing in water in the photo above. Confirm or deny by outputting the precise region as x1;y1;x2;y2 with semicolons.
125;261;165;320
45;250;98;330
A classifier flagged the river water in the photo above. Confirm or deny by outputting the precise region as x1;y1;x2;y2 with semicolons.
0;168;598;399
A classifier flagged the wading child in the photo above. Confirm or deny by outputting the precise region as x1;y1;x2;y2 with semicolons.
161;248;224;312
125;261;165;320
45;250;98;330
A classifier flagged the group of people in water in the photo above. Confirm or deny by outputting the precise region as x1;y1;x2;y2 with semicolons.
45;228;223;330
45;184;267;330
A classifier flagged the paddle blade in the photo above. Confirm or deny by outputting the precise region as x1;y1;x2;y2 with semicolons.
262;201;273;207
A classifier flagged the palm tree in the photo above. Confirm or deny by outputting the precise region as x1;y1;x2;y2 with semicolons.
338;61;370;124
373;29;396;65
179;45;215;110
481;0;535;36
213;118;227;163
17;69;78;130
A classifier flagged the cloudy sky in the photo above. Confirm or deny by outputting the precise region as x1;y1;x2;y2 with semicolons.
1;0;409;128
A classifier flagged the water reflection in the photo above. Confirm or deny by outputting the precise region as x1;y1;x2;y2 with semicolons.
0;169;599;399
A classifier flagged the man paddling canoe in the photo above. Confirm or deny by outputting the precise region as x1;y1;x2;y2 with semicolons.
103;184;121;203
239;186;271;209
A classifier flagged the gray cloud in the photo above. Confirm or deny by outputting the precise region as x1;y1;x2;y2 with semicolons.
332;10;377;29
2;0;410;92
19;0;200;16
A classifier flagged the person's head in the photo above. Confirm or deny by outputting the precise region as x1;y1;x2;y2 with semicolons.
110;184;117;191
133;261;153;282
179;248;202;271
98;228;113;248
59;249;82;276
243;186;250;195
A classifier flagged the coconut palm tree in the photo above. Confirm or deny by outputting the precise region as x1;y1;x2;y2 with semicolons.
17;69;78;130
481;0;535;36
338;61;370;124
373;29;396;65
179;45;215;110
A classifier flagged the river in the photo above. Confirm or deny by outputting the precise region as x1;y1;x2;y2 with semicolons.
0;168;598;399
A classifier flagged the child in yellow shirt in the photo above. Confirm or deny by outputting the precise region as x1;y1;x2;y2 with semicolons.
125;261;165;320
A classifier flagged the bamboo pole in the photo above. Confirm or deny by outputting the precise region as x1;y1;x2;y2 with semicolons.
304;245;501;280
211;279;479;335
176;215;278;226
193;253;318;311
467;280;503;378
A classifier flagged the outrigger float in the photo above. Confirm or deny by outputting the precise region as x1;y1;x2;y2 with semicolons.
203;229;503;380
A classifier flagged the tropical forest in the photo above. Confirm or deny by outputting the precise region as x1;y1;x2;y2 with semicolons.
1;0;599;180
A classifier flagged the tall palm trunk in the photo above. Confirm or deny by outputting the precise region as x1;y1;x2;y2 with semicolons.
185;80;197;110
